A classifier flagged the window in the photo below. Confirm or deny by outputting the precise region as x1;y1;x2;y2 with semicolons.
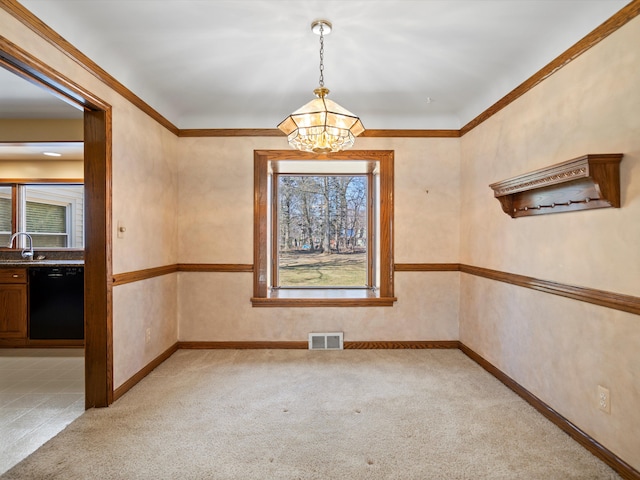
0;186;11;246
0;183;84;249
253;150;395;307
276;175;368;288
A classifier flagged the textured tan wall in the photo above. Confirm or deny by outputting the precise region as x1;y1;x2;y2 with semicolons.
1;8;180;391
0;160;83;179
0;119;83;142
4;5;638;470
109;101;179;389
111;100;179;275
177;136;461;342
178;272;460;342
459;16;640;469
113;275;178;388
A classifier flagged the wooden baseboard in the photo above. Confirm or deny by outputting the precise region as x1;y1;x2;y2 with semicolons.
345;340;458;349
178;341;308;349
459;343;640;480
113;342;179;402
178;340;459;350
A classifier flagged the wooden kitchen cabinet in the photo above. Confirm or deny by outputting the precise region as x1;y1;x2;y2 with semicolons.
0;268;28;339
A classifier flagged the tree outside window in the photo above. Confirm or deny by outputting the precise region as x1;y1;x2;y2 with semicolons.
277;175;368;287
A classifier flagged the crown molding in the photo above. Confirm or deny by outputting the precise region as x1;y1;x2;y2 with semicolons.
178;128;461;138
3;0;639;138
459;0;640;135
362;130;460;138
0;0;179;135
178;128;283;138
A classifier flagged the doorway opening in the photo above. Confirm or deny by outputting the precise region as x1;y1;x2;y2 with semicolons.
0;36;113;410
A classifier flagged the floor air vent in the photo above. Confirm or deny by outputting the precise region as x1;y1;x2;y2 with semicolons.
308;332;344;350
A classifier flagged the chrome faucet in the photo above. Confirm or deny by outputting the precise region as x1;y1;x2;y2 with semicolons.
7;232;34;259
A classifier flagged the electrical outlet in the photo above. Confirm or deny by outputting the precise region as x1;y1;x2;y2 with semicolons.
598;385;610;414
145;327;151;344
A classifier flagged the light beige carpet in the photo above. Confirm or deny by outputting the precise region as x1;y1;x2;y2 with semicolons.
1;349;621;479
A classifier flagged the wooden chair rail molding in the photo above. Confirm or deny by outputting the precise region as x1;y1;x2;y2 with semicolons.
459;265;640;317
489;154;623;218
112;265;178;286
112;264;252;286
178;263;253;273
394;263;460;272
112;262;640;316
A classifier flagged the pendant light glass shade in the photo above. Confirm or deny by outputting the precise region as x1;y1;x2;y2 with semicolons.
278;87;365;154
278;21;364;154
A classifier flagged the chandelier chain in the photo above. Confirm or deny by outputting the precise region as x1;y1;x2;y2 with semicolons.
318;23;325;87
277;19;364;154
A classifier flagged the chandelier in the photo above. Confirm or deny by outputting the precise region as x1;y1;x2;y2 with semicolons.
278;20;364;154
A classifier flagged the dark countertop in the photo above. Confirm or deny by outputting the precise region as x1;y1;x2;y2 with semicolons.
0;250;84;268
0;260;84;268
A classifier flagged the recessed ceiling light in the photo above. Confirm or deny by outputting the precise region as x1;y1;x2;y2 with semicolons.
43;152;62;157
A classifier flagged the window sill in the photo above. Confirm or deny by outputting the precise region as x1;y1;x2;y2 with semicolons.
251;289;397;307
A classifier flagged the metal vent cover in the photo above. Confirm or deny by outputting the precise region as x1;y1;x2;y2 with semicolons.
308;332;344;350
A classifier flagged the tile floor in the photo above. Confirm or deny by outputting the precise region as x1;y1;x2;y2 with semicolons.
0;349;84;475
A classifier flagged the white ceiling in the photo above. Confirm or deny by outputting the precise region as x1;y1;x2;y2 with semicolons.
0;142;83;161
2;0;631;130
0;66;82;119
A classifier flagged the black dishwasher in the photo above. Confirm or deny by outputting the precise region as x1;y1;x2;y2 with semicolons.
29;267;84;340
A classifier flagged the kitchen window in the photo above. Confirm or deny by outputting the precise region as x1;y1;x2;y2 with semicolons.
0;183;84;248
0;185;11;245
252;150;395;307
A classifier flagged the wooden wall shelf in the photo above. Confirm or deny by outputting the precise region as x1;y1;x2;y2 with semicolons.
489;154;623;218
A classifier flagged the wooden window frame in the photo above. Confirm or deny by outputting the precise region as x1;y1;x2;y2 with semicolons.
252;150;396;307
